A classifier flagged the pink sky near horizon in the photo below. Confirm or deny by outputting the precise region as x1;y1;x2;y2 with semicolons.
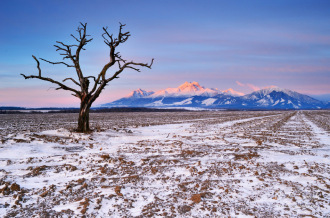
1;50;330;107
1;80;329;108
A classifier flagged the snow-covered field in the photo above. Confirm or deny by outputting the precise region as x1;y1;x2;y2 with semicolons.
0;111;329;217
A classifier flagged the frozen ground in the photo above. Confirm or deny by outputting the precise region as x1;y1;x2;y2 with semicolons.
0;111;329;217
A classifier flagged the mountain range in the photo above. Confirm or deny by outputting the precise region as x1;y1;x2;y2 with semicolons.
101;82;329;110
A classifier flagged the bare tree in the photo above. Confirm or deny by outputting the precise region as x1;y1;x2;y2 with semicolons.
21;23;153;133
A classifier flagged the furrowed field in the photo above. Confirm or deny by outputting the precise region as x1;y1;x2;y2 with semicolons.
0;110;329;217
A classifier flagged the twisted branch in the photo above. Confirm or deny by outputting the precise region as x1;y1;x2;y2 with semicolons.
90;23;153;95
63;77;80;86
106;59;154;83
40;58;74;68
21;56;80;97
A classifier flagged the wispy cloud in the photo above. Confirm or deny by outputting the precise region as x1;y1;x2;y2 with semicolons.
247;84;260;91
263;85;278;89
236;81;285;92
236;81;260;91
235;81;245;87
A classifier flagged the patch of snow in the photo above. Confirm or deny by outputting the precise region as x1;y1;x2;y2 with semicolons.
257;99;269;106
172;97;193;105
1;111;329;217
273;100;279;106
146;99;164;106
201;98;217;106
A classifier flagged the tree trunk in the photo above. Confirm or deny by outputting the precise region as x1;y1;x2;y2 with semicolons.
77;101;91;133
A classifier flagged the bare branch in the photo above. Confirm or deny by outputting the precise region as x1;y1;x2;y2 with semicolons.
115;52;126;63
21;56;80;97
21;72;80;96
71;34;80;42
126;66;141;72
89;58;154;105
105;58;154;83
89;73;104;94
45;23;93;86
32;55;41;77
72;23;93;85
40;58;74;68
53;42;75;62
63;77;80;86
102;27;113;46
75;23;93;62
93;24;131;91
85;76;97;81
102;23;131;49
90;24;153;96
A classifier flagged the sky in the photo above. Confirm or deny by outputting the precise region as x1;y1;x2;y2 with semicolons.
0;0;330;107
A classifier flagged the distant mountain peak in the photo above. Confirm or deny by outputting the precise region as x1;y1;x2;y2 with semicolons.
126;89;154;98
252;86;299;98
262;86;287;92
243;86;323;108
178;81;203;91
150;81;220;97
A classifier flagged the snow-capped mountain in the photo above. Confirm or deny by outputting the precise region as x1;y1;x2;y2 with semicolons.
126;88;154;98
101;82;326;109
149;81;220;97
242;87;323;109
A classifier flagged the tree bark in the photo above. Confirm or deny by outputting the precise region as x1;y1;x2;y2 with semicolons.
77;101;91;133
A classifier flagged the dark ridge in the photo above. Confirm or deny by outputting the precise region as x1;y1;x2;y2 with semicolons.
0;107;190;114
